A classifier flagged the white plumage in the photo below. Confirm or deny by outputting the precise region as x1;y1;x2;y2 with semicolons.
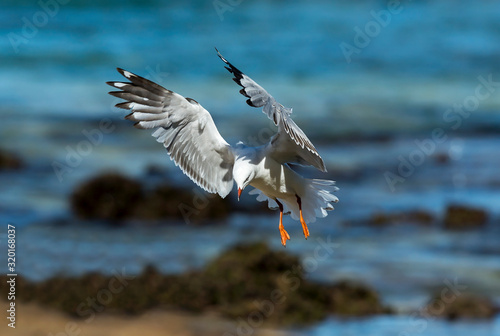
107;49;339;246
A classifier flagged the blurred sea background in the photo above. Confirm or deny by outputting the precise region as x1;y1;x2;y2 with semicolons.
1;0;500;335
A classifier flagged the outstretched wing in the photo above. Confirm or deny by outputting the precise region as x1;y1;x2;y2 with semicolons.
107;68;235;198
216;49;326;172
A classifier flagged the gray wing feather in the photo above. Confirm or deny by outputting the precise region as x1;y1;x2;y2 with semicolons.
216;49;326;172
107;68;234;198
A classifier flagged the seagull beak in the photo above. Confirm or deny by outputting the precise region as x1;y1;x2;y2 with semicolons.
237;187;242;201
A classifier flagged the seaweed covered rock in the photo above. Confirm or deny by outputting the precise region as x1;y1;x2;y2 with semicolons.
327;281;388;316
70;173;232;223
200;242;319;323
135;185;231;224
71;173;143;221
1;243;390;326
0;148;23;170
425;294;497;320
204;242;299;279
371;210;434;226
444;205;488;230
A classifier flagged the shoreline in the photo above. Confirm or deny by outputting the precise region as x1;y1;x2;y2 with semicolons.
2;302;286;336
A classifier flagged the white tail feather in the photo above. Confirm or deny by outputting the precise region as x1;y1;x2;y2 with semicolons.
248;179;339;223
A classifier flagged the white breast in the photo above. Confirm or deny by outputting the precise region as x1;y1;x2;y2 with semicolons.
250;156;305;200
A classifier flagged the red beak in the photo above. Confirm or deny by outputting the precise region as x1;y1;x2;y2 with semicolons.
237;187;242;201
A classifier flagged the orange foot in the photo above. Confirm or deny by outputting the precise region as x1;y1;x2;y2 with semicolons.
300;210;310;239
276;199;290;247
279;223;291;247
296;195;310;239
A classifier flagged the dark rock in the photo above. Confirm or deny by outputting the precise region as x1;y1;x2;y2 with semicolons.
444;205;488;230
70;172;233;224
134;184;231;224
433;152;450;165
1;243;390;326
70;173;143;222
425;294;497;320
328;280;390;316
371;210;434;226
0;148;23;170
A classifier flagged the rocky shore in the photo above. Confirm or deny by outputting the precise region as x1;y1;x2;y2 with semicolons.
1;243;389;327
2;242;497;329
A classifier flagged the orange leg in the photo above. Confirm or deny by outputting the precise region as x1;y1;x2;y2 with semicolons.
296;195;310;239
276;199;290;247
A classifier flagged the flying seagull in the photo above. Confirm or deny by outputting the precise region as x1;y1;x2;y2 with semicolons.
106;49;339;246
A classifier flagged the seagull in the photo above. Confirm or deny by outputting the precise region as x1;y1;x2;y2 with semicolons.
106;49;339;246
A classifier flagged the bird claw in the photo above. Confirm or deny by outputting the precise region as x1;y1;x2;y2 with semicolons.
299;208;310;240
296;195;310;240
300;219;310;239
279;227;291;247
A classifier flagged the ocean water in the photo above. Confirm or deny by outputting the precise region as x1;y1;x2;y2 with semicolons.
1;1;500;335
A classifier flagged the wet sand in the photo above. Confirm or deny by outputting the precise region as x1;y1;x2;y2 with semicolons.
4;302;286;336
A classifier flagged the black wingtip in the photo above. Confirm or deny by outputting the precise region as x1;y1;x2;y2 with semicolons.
107;69;127;87
116;67;138;80
215;47;229;65
215;48;243;78
108;91;123;99
115;102;131;109
215;49;248;95
239;88;250;98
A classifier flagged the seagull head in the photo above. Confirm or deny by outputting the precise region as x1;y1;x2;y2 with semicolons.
233;160;255;201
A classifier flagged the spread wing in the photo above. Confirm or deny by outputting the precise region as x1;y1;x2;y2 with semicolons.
107;68;235;198
216;49;326;172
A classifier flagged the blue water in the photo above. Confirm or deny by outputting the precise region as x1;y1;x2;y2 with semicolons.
1;1;500;335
